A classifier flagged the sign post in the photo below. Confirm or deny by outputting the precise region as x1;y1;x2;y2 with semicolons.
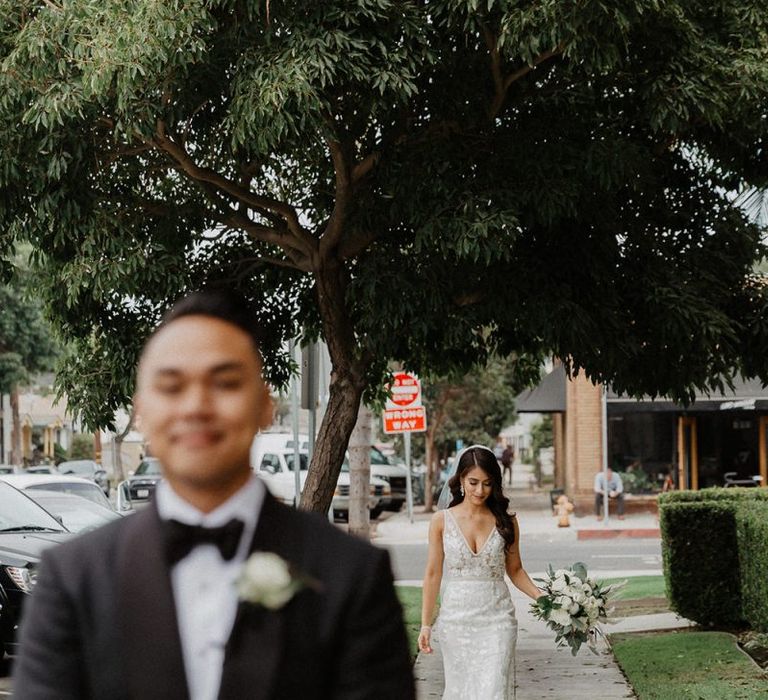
383;372;427;523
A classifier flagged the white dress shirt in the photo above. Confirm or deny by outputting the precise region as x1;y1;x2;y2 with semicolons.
155;475;265;700
594;471;623;494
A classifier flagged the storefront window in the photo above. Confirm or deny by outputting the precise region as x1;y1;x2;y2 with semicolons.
607;412;676;492
697;413;759;488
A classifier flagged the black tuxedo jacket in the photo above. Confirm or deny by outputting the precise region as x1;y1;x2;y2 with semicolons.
13;493;415;700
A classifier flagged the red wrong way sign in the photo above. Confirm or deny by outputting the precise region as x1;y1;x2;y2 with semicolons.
386;372;422;409
383;406;427;434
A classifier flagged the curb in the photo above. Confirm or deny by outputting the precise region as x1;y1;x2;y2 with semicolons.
577;528;660;540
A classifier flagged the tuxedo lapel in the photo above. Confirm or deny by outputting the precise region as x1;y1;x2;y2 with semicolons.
218;494;300;700
116;503;189;700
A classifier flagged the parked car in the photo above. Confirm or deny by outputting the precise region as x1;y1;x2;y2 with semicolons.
251;434;391;520
0;465;22;475
23;490;122;533
57;459;109;496
0;474;114;511
341;446;409;512
278;435;409;512
25;465;58;475
122;457;163;508
0;481;72;654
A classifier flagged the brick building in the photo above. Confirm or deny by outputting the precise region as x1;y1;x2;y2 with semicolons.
517;365;768;504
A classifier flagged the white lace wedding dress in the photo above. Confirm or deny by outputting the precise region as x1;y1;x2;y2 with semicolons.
437;508;518;699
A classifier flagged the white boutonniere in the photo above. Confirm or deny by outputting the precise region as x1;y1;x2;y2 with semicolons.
236;551;318;610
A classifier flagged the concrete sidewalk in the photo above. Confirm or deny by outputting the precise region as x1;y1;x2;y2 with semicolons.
414;586;693;699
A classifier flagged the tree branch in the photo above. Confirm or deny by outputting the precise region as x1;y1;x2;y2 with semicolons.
481;23;505;110
235;255;303;271
483;26;565;120
320;137;352;254
218;208;313;272
152;122;316;255
337;229;379;260
351;151;381;185
454;290;485;307
503;46;562;91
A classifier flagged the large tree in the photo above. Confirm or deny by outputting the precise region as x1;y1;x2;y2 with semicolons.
1;1;768;512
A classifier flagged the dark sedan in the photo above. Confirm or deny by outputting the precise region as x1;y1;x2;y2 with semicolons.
125;457;163;506
0;481;72;655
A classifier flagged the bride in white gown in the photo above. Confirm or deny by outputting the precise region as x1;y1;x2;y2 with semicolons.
418;445;542;700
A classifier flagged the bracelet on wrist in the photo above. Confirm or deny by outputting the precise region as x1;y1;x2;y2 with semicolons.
420;624;432;631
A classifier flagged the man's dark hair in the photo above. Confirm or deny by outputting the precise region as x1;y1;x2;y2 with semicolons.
152;288;263;354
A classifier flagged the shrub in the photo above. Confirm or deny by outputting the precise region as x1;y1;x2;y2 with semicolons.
736;501;768;633
53;443;68;465
660;500;743;626
659;488;768;504
67;434;93;461
660;488;768;630
615;469;654;494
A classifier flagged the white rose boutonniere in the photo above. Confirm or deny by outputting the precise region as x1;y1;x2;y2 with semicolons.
236;552;305;610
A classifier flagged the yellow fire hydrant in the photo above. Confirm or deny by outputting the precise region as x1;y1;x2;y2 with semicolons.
555;494;574;528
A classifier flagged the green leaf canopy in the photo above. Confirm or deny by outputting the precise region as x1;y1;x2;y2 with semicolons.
0;0;767;430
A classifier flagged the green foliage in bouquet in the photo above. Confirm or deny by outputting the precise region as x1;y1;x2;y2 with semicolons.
531;562;621;656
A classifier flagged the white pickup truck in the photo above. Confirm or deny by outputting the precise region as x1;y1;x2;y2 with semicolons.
250;433;391;520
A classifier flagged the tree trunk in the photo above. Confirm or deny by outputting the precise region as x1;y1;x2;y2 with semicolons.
9;385;21;465
348;403;372;538
300;259;368;513
112;408;135;485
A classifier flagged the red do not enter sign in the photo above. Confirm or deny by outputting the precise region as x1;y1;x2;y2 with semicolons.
388;372;421;407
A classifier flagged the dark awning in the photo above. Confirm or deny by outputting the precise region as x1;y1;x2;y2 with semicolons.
517;369;768;415
515;365;566;413
608;375;768;414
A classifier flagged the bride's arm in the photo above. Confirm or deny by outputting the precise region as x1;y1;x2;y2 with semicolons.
418;512;445;654
505;516;543;600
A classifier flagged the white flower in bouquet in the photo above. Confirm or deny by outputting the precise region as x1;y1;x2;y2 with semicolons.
549;607;573;627
531;562;624;656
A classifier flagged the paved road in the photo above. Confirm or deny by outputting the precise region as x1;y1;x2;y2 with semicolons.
383;534;662;582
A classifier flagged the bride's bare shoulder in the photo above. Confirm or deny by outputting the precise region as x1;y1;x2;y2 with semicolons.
430;510;447;529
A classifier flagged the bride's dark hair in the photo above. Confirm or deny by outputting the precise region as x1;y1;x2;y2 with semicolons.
448;446;516;551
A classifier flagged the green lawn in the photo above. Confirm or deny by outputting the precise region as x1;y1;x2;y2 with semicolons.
396;585;422;659
612;630;768;699
599;575;667;601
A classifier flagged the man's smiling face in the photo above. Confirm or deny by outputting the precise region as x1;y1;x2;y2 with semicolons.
135;315;273;502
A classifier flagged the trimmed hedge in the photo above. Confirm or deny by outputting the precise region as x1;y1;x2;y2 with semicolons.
659;500;743;626
659;487;768;504
737;501;768;632
659;488;768;630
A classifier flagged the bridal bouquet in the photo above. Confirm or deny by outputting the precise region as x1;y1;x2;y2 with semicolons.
530;562;622;655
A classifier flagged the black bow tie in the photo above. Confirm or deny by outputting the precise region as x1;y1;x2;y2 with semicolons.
162;518;245;565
